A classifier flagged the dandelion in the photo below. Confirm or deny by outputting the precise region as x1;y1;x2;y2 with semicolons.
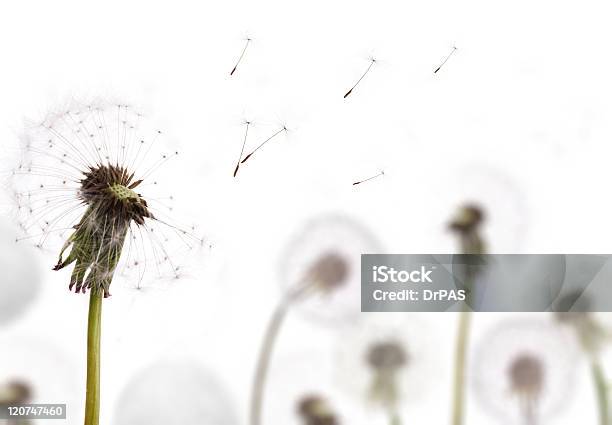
473;318;579;425
0;337;77;423
113;359;237;425
297;395;339;425
0;380;32;425
335;314;436;425
0;380;31;404
448;203;486;425
249;214;381;425
555;291;610;425
0;220;40;326
261;350;351;425
9;100;204;425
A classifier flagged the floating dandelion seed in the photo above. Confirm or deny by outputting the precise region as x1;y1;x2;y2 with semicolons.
343;57;377;99
249;215;381;425
353;170;384;186
434;45;458;74
233;120;251;177
230;37;252;76
9;100;205;425
473;319;579;425
240;125;288;165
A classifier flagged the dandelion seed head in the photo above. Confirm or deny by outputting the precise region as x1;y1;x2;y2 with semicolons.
10;100;206;297
473;319;579;422
336;314;437;408
297;394;339;425
306;252;348;292
508;353;544;400
0;379;32;404
366;340;408;372
449;204;484;234
280;214;381;323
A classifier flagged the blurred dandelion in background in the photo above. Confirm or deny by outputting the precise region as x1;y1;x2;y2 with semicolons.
297;395;340;425
264;351;350;425
0;379;32;425
0;219;40;326
472;318;579;425
7;99;206;425
279;214;382;323
555;291;611;425
448;203;487;425
437;164;529;253
113;359;238;425
249;214;381;425
0;337;78;423
335;314;437;425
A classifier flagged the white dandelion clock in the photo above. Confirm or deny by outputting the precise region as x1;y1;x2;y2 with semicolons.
10;100;206;295
0;219;41;326
113;359;238;425
0;336;78;423
279;214;382;323
472;318;579;425
250;214;382;425
8;99;207;425
335;314;438;425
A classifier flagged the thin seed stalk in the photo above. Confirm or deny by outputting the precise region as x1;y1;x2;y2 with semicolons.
84;290;102;425
249;301;289;425
591;357;609;425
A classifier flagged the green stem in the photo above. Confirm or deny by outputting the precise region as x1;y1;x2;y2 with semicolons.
591;357;609;425
84;290;102;425
389;409;402;425
249;301;289;425
451;309;472;425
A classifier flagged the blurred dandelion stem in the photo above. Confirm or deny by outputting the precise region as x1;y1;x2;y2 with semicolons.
451;309;472;425
84;290;102;425
389;410;402;425
249;301;289;425
591;358;609;425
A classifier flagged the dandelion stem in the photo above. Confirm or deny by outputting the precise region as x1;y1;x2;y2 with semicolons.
451;308;471;425
591;357;609;425
84;290;102;425
249;301;289;425
389;409;402;425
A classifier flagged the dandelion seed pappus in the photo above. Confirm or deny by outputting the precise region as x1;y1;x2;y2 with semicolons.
9;100;206;296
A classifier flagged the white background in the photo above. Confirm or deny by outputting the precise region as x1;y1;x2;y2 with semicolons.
0;0;611;424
